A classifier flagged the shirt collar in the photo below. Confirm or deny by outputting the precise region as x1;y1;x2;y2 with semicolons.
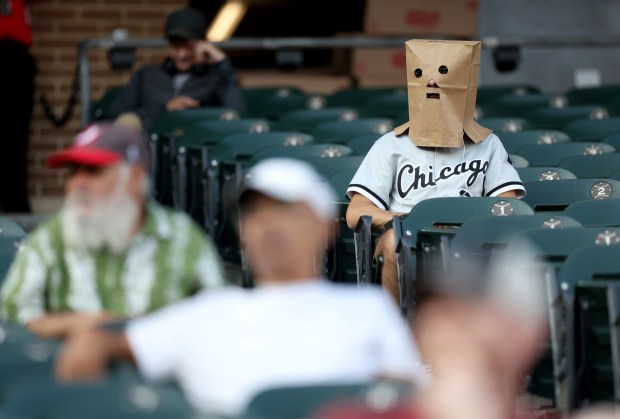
140;201;174;240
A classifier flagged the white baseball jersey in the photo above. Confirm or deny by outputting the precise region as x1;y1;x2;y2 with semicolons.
347;131;525;214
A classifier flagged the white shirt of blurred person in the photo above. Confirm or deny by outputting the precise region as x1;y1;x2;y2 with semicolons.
106;7;245;131
0;123;224;338
55;158;427;417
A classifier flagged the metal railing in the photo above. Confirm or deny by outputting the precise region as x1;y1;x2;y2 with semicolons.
77;34;620;126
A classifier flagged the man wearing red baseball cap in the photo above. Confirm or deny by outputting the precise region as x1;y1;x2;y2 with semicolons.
1;123;225;338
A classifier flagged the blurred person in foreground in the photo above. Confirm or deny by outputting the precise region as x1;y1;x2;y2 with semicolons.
54;158;427;417
0;123;225;337
315;244;550;419
106;7;245;131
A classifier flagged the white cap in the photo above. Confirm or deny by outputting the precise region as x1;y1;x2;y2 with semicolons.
240;158;337;220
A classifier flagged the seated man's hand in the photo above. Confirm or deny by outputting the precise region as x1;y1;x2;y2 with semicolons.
55;329;112;382
194;40;226;65
166;96;200;111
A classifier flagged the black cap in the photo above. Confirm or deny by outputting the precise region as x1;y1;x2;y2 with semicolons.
164;8;207;41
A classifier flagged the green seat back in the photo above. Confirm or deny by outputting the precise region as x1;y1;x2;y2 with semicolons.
327;87;404;107
249;93;327;120
477;117;532;132
498;130;571;154
327;170;356;200
401;197;534;248
180;119;271;147
346;134;380;156
450;214;581;257
311;119;394;143
251;144;354;162
522;178;620;213
476;84;541;106
509;154;530;168
517;167;576;183
564;117;620;142
277;108;359;132
564;199;620;227
526;106;609;130
212;132;315;162
602;133;620;150
362;92;408;119
566;85;620;106
149;108;243;140
559;153;620;178
243;382;411;419
242;86;304;106
518;143;615;167
302;156;364;179
484;93;558;118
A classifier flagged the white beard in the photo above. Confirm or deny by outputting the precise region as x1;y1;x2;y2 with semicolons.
60;171;141;256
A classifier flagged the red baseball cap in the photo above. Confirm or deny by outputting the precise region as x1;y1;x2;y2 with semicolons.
47;123;150;169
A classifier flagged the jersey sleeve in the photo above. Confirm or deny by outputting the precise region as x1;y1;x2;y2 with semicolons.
483;135;526;198
346;137;394;210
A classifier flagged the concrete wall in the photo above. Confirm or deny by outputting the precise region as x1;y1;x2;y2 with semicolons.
479;0;620;92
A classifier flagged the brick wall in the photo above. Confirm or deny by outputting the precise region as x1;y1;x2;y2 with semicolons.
28;0;187;202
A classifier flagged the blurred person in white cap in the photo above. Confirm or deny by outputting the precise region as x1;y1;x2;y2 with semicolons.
54;158;427;417
0;123;225;337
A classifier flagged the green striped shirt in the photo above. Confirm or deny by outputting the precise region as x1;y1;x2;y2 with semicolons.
0;202;225;324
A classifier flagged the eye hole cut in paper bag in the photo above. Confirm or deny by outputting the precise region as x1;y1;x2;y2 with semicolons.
394;40;492;148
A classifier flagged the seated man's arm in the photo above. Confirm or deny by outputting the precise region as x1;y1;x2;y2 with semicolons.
483;136;526;199
56;295;202;383
346;193;404;233
27;312;118;340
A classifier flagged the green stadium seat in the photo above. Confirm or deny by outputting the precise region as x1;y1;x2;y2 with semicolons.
302;156;364;179
558;153;620;179
450;214;581;260
476;84;541;106
242;381;411;419
517;167;577;183
276;108;359;132
249;93;328;120
242;86;304;107
212;132;315;162
392;197;533;313
509;154;529;168
2;370;193;419
180;119;272;146
517;143;615;167
559;244;620;405
602;133;620;150
362;92;408;119
0;217;26;283
326;170;358;284
526;106;609;131
149;108;243;141
477;117;532;132
484;93;562;118
251;144;354;162
326;87;404;107
565;84;620;106
498;130;571;154
91;86;123;121
311;119;394;143
609;170;620;181
564;117;620;142
522;178;620;213
564;200;620;227
346;134;380;156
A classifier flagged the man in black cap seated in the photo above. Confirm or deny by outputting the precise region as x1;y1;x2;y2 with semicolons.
107;7;245;131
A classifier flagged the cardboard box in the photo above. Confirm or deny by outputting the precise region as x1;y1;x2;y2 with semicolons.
352;48;407;86
364;0;479;38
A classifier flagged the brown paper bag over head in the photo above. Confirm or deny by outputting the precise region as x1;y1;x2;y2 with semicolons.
394;40;492;148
